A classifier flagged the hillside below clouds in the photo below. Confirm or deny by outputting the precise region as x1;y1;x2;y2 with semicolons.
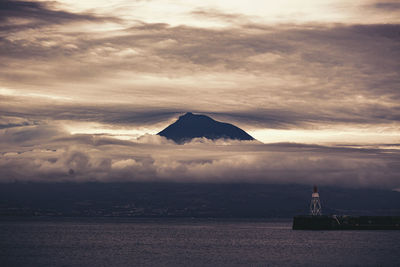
157;112;254;143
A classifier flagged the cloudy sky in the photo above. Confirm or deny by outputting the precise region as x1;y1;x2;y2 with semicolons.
1;0;399;188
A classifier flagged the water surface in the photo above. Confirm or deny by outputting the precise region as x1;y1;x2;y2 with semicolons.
1;218;399;266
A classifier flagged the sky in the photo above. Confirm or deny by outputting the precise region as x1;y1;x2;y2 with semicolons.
0;0;400;188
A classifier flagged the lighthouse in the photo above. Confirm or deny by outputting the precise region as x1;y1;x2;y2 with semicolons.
310;185;322;216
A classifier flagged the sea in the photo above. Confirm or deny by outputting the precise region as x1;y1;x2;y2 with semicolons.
1;218;399;267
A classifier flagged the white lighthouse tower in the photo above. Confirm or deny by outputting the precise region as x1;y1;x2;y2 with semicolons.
310;185;322;216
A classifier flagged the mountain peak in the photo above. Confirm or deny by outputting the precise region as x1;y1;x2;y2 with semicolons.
179;112;196;119
158;112;254;144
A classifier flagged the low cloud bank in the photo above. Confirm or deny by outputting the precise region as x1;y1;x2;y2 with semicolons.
1;124;399;189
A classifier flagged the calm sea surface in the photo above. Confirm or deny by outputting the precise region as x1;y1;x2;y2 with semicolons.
1;218;399;267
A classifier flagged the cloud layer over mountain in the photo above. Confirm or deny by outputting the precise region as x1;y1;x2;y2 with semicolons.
1;123;399;189
1;1;399;187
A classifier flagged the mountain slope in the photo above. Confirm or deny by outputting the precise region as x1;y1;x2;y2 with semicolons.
157;112;254;143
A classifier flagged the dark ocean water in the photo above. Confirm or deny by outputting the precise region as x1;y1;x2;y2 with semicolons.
1;218;399;267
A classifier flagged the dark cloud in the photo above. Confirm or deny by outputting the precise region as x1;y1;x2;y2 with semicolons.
0;0;119;25
0;98;182;127
0;21;399;128
0;124;400;188
0;123;29;129
191;8;250;24
1;95;399;131
370;2;400;11
0;124;65;146
1;20;399;80
2;21;398;84
0;116;34;129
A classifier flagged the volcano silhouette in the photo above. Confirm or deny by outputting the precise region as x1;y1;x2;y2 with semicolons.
157;112;254;143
